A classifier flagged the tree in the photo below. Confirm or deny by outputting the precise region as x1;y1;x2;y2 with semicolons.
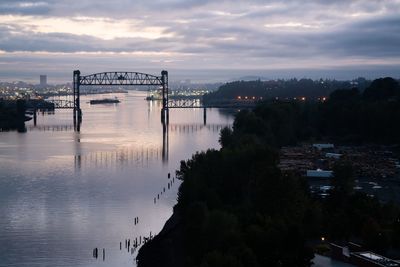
363;77;399;101
219;127;233;148
331;161;354;196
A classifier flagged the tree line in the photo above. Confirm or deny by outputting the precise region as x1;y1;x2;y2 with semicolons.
138;77;400;267
0;99;27;132
203;77;375;104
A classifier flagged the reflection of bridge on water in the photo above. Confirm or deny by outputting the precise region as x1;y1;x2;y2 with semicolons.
27;123;231;134
27;122;231;169
27;124;75;132
168;123;231;134
74;146;165;170
39;70;249;130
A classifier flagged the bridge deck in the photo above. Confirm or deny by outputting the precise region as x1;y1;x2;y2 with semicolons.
168;105;255;109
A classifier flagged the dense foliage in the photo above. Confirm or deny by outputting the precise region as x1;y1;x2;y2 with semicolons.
0;99;27;131
176;147;315;267
319;78;400;144
220;77;400;145
139;77;400;267
319;160;400;255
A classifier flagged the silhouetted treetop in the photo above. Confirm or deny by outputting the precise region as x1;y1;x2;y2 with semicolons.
363;77;400;101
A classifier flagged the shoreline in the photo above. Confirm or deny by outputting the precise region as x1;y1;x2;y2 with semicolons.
137;208;184;267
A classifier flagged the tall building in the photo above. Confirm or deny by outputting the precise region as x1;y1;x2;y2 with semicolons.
40;75;47;87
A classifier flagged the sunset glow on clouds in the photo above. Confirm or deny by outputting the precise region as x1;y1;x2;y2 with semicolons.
0;15;173;40
0;0;399;81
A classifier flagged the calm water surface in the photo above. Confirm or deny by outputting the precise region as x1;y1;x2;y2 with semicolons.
0;91;233;267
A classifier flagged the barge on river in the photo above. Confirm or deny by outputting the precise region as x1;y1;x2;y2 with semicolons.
90;98;120;104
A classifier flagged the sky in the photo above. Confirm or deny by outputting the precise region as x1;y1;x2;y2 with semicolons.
0;0;399;83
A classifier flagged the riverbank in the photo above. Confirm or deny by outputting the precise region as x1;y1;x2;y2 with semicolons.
0;99;28;131
137;145;316;266
137;209;184;267
0;91;234;267
137;81;400;266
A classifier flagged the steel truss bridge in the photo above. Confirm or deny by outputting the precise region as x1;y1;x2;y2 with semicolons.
74;71;168;127
48;99;75;109
43;70;253;131
44;70;169;130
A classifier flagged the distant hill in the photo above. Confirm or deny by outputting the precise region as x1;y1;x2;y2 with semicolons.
236;76;270;81
203;78;373;104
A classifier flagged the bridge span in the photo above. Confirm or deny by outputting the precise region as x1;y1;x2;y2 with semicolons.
42;70;252;131
68;70;169;131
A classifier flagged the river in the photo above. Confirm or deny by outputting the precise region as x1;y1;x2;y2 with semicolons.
0;91;234;267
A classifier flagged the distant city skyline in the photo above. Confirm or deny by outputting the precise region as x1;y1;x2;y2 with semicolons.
0;0;399;82
1;67;399;85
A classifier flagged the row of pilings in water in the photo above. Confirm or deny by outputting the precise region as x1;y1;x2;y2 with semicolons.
92;248;105;261
92;171;179;264
154;172;176;204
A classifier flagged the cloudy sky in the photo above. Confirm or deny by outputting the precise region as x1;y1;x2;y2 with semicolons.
0;0;399;82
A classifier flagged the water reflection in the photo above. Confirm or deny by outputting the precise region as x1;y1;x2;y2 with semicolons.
75;133;82;170
27;122;231;134
27;124;76;132
168;123;231;134
27;121;230;170
0;92;235;267
72;122;232;170
74;145;164;171
162;122;168;163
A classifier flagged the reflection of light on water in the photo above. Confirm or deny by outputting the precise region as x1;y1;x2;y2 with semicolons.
75;146;163;170
168;123;231;134
27;124;75;132
0;91;236;267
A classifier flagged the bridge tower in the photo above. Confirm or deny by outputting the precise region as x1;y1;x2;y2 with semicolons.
73;70;82;130
161;70;169;123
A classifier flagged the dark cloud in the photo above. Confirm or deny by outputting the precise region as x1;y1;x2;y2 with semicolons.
0;1;51;15
1;11;400;61
0;0;399;77
317;15;400;58
0;26;174;53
